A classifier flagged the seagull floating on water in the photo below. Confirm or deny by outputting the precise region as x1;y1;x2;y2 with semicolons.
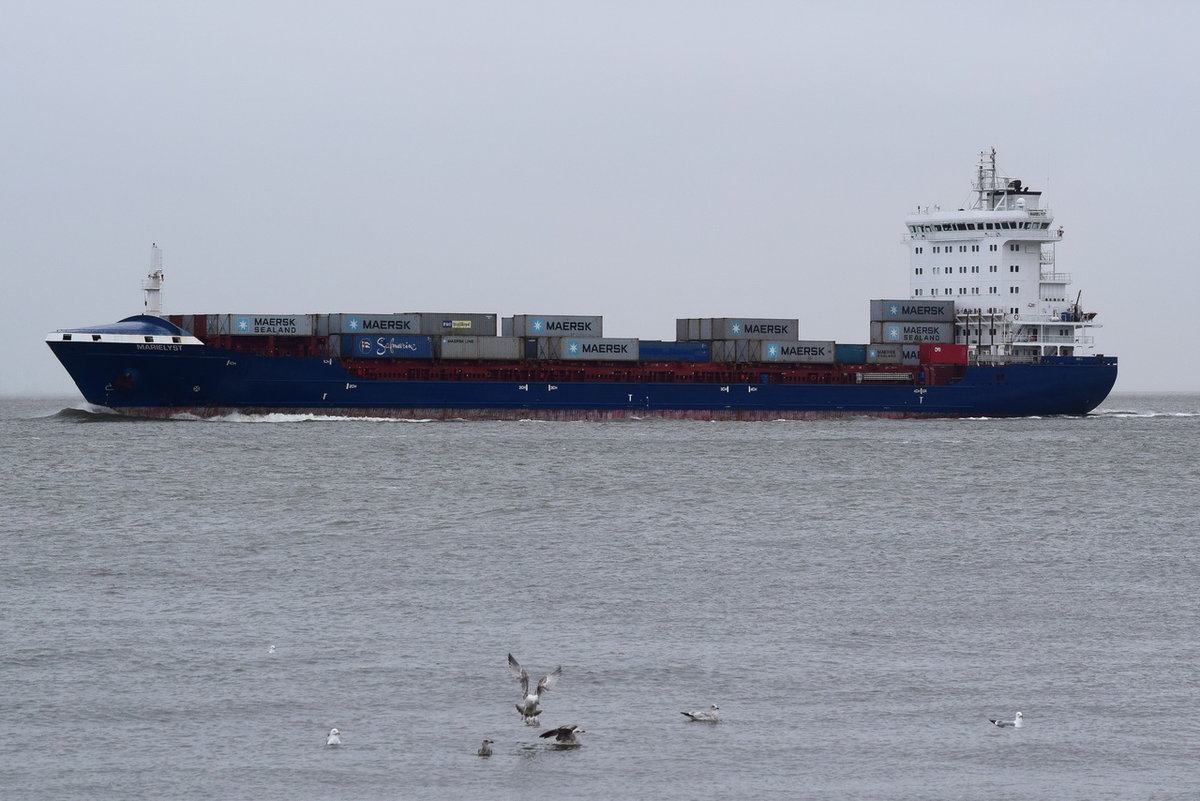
682;704;720;722
539;724;585;746
989;712;1024;728
477;738;494;757
508;653;562;725
326;728;342;746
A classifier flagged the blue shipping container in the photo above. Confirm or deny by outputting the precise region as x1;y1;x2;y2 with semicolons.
344;335;434;359
638;341;711;362
835;343;867;364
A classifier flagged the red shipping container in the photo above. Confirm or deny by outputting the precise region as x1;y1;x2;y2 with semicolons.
919;343;968;364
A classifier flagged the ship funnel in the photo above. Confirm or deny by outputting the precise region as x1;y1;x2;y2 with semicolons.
143;243;165;316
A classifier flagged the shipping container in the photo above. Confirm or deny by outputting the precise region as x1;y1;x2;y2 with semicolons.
675;317;799;340
167;314;202;336
637;340;711;362
866;344;905;364
546;337;640;361
919;343;969;365
340;334;434;359
524;337;547;360
508;314;603;337
321;314;422;335
709;339;762;362
215;314;315;336
901;344;921;365
835;343;867;364
762;340;836;364
406;312;497;336
871;321;956;344
870;299;957;322
437;336;523;360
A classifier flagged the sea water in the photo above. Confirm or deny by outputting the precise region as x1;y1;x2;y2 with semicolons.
2;394;1198;800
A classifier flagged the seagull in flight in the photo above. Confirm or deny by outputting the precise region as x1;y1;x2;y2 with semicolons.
326;728;342;746
681;704;720;722
539;724;585;746
989;712;1024;728
508;653;562;725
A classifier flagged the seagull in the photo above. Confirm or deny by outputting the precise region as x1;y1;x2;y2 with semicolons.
477;738;494;757
989;712;1024;728
681;704;720;722
268;645;276;654
539;724;585;746
508;653;562;725
326;728;342;746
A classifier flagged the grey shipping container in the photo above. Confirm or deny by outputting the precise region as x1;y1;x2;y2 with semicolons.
709;339;762;362
762;340;836;364
525;337;548;360
407;312;497;336
869;299;957;322
547;337;639;361
509;314;603;338
323;314;422;335
901;344;921;365
871;321;955;344
676;317;799;341
215;314;315;336
866;344;905;364
437;336;523;360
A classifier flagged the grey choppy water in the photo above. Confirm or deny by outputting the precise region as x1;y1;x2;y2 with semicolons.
2;394;1198;800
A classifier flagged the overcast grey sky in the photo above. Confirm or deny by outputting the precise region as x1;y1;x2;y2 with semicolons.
3;0;1196;395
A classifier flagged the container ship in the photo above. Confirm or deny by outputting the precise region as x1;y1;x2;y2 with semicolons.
46;151;1117;420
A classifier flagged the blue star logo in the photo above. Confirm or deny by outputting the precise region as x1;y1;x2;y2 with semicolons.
729;321;743;336
888;304;900;317
347;317;361;331
766;343;780;359
236;317;250;332
532;318;545;333
886;325;901;341
567;340;580;355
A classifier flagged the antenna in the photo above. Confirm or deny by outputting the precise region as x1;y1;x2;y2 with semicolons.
143;243;165;316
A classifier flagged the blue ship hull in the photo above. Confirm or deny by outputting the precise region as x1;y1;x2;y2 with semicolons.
47;328;1118;420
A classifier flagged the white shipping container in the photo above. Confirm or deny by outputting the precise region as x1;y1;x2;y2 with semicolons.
866;344;905;364
325;314;422;335
676;318;799;340
509;314;603;337
762;340;836;364
407;312;498;336
548;337;639;361
870;321;956;344
869;299;957;322
215;314;315;336
437;336;523;360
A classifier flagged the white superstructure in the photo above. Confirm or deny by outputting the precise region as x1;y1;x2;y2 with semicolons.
142;243;165;316
904;150;1099;360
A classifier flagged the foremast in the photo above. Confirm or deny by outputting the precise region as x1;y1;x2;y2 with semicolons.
904;149;1101;361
